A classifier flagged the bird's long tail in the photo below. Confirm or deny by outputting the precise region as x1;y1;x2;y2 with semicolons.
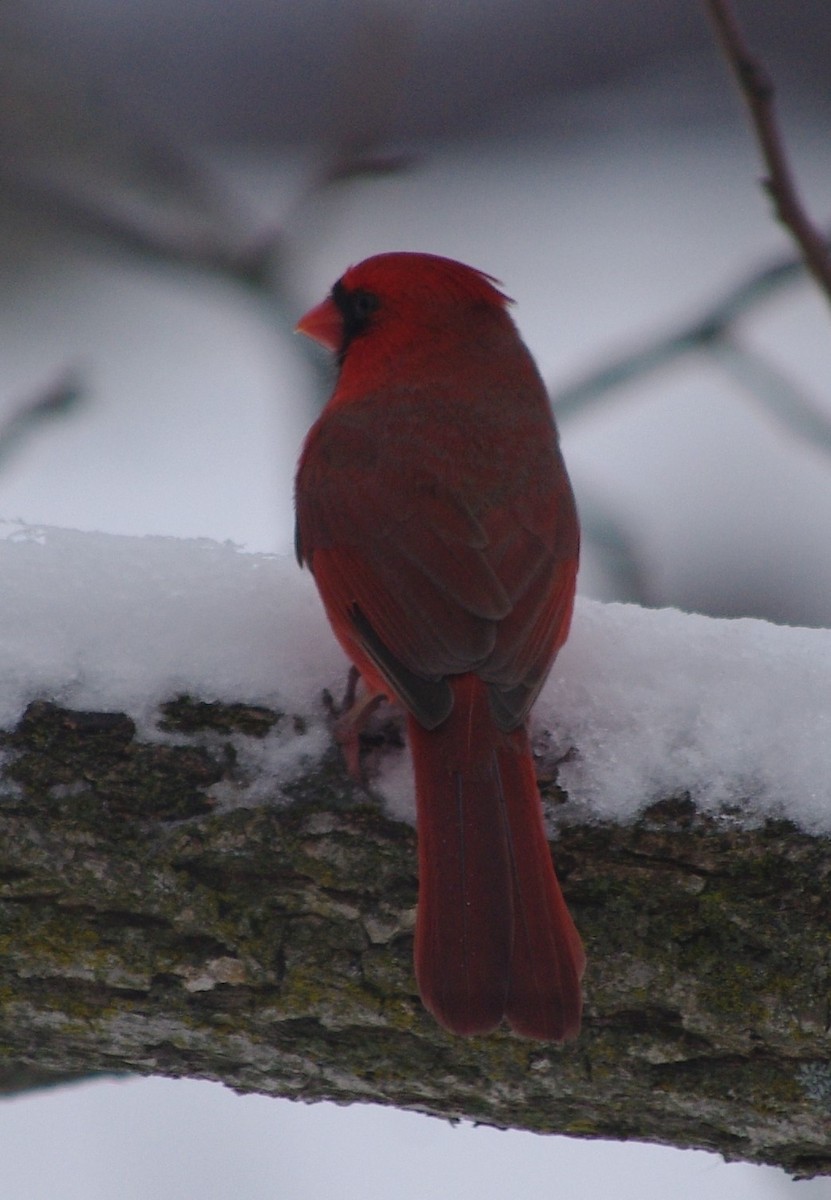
409;674;584;1040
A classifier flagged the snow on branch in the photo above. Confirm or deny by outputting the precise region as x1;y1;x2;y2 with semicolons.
0;526;829;1174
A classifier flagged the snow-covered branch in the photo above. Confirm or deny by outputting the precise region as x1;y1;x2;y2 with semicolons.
0;527;829;1175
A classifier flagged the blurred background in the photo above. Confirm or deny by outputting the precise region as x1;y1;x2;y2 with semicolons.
1;1;830;1196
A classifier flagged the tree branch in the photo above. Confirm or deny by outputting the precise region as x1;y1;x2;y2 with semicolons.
704;0;831;304
553;247;831;451
0;370;85;471
0;698;829;1176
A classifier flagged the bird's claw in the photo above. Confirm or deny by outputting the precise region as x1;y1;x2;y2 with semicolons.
323;666;384;784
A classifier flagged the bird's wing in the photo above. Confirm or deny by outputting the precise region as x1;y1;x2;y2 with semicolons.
296;391;577;729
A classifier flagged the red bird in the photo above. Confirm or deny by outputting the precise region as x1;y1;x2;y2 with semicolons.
295;252;584;1040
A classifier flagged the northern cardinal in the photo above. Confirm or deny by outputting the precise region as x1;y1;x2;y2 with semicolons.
295;252;583;1040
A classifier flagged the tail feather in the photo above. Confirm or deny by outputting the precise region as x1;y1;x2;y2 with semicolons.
499;730;584;1040
410;675;583;1040
410;702;513;1035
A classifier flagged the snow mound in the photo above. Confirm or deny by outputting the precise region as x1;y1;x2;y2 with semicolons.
548;600;831;831
1;523;828;832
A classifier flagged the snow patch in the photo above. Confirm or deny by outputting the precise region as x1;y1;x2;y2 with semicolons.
1;523;829;832
549;600;831;831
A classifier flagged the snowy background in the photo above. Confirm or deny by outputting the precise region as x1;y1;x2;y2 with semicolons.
1;1;831;1196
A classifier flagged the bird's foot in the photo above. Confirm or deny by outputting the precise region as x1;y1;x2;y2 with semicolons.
323;666;385;784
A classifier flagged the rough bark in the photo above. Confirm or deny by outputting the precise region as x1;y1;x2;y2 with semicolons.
0;697;829;1176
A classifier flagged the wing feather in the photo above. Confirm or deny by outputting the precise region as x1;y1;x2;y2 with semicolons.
295;385;577;727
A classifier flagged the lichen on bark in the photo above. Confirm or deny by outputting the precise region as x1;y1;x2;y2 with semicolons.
0;698;829;1177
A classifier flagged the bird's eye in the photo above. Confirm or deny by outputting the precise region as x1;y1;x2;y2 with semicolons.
347;288;379;323
331;281;380;354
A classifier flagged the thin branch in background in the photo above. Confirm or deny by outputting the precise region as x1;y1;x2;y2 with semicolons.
0;371;85;469
552;248;831;459
576;495;654;606
553;248;799;414
318;0;416;184
704;0;831;305
0;15;419;416
0;43;284;291
709;338;831;457
1;170;282;292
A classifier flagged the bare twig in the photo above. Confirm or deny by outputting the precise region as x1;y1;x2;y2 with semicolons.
709;338;831;456
704;0;831;304
0;371;85;469
554;249;799;412
553;242;831;455
576;495;653;606
0;169;279;291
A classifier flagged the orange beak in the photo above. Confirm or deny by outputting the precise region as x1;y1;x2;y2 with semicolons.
295;296;343;353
